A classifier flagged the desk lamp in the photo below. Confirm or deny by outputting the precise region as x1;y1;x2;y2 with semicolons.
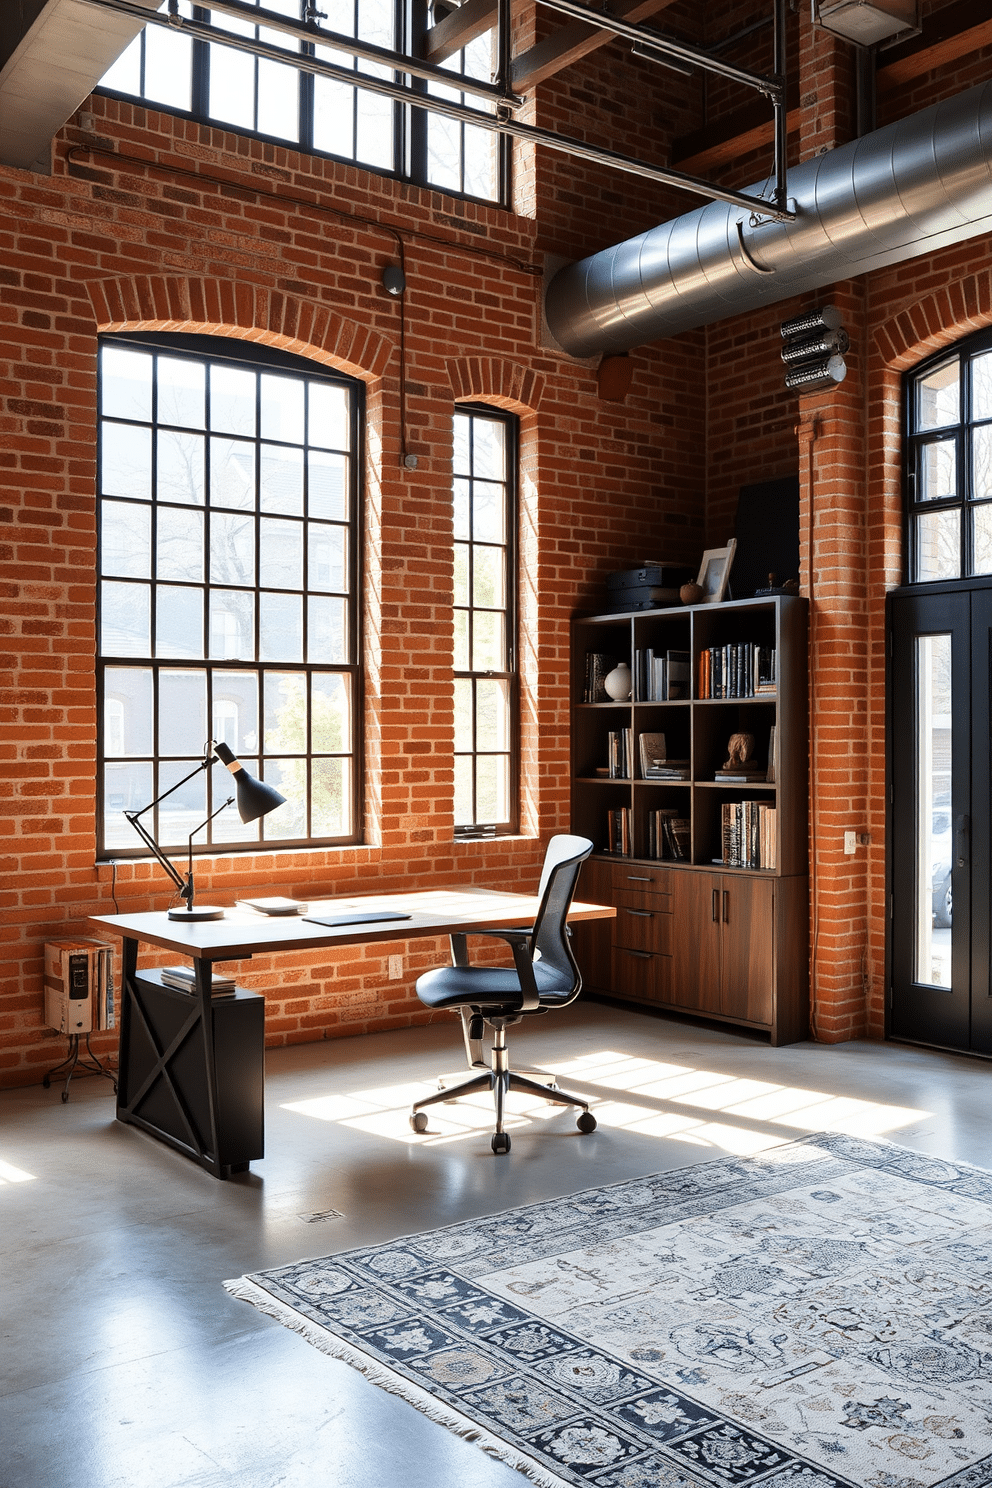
124;742;286;921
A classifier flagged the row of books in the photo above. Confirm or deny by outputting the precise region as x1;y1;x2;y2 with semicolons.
606;807;632;855
606;728;633;779
633;648;690;701
44;939;116;1034
699;644;776;699
160;965;238;996
648;809;690;861
720;801;777;870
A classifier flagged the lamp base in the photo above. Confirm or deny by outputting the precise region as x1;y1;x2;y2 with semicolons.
168;905;226;922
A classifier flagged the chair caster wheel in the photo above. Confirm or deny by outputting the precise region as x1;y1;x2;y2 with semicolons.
410;1111;429;1132
576;1111;597;1133
491;1133;511;1154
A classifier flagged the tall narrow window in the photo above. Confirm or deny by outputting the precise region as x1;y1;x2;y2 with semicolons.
906;327;992;582
98;334;362;858
452;407;517;836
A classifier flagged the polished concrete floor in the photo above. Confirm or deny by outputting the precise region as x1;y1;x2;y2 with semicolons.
2;1000;989;1488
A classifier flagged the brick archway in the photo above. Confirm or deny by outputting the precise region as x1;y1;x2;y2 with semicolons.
874;270;992;372
446;356;545;411
86;276;393;380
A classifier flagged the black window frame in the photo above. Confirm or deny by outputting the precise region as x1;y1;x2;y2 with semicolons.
96;330;364;861
905;325;992;585
452;403;519;839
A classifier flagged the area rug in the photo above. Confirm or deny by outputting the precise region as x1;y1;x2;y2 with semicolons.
225;1134;992;1488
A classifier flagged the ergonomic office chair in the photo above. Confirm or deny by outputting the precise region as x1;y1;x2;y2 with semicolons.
409;834;597;1154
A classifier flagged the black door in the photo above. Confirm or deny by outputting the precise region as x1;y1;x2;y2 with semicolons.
888;583;992;1053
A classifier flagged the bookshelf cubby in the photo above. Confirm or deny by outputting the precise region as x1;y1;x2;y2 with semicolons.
570;595;809;1045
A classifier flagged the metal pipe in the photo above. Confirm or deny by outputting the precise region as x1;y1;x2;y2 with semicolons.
79;0;796;216
772;0;787;214
545;80;992;357
535;0;783;98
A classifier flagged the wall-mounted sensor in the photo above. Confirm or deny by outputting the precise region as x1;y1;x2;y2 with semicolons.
382;263;406;296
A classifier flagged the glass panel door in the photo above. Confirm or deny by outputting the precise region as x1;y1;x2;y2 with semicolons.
913;635;952;988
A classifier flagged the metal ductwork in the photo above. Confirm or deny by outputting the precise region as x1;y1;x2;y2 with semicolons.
545;80;992;359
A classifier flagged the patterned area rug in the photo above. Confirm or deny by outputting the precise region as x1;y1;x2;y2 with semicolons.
225;1135;992;1488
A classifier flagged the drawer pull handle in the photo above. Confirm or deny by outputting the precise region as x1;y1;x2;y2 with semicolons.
624;950;652;960
723;889;730;923
627;875;651;882
712;889;719;923
625;909;653;917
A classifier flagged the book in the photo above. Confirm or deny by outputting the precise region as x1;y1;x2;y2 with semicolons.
237;897;305;915
665;649;690;700
766;725;777;783
638;731;666;777
584;652;614;703
160;965;237;994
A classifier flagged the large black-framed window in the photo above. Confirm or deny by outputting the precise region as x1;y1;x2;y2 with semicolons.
97;0;507;207
97;332;362;859
905;327;992;584
452;405;518;837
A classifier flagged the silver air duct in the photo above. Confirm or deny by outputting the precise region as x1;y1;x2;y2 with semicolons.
544;81;992;359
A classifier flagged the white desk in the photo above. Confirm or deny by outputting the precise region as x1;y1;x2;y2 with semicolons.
90;889;614;1178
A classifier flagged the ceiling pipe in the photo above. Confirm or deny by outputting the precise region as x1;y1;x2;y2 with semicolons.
544;80;992;358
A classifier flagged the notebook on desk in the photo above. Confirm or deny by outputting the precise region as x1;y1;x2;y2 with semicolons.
302;910;413;928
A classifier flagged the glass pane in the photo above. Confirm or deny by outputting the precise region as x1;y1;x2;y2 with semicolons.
476;677;509;749
354;87;393;169
463;125;497;201
916;509;961;582
308;524;346;592
101;580;150;656
210;437;255;509
453;478;470;539
919;438;956;502
101;348;152;421
157;506;204;580
308;595;346;662
974;425;992;501
308;451;347;520
453;609;469;670
213;671;259;753
914;634;952;989
159;758;207;849
158;357;204;429
454;678;472;751
260;374;305;444
260;444;304;514
264;672;306;752
259;517;303;588
261;758;306;838
313;78;355;158
103;667;153;755
470;417;504;479
974;351;992;421
472;481;505;542
476;753;508;824
211;758;259;843
209;42;256;129
259;592;303;661
312;756;349;836
472;609;503;670
103;761;153;848
156;584;204;658
157;430;204;506
453;416;470;476
99;33;141;95
210;510;255;585
257;57;299;141
101;500;151;578
472;545;504;609
453;755;473;825
308;383;349;451
972;504;992;576
916;360;958;430
453;544;469;606
101;423;151;499
210;365;256;436
427;112;461;192
144;25;193;110
159;671;207;756
312;673;349;751
209;590;254;659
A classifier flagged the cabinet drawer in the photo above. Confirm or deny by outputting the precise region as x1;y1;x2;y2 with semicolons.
613;865;672;894
612;947;671;1002
613;895;672;953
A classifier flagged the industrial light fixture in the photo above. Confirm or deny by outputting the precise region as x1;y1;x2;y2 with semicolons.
781;305;850;393
811;0;920;48
124;742;286;921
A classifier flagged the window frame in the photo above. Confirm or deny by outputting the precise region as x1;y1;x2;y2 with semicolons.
452;403;519;839
905;326;992;585
96;330;364;861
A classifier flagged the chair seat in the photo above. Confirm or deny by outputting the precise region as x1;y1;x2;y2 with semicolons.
416;960;575;1012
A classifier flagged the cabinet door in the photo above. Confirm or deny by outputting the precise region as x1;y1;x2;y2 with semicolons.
720;876;774;1025
571;858;614;992
671;872;722;1012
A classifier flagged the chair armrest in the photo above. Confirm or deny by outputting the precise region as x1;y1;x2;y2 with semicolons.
458;928;539;1011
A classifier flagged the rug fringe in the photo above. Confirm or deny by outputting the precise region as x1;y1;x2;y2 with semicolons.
224;1277;573;1488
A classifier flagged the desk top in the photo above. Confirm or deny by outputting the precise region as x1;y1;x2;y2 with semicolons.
89;887;614;962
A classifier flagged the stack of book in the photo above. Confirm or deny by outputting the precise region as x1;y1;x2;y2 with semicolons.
606;728;633;779
606;807;631;855
698;644;776;699
159;965;238;996
44;939;116;1034
719;802;777;869
583;652;616;702
633;648;690;700
648;809;690;860
643;758;690;781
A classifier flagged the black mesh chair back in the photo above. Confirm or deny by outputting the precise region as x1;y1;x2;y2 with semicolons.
529;834;595;1002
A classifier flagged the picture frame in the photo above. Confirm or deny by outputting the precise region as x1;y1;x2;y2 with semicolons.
696;538;737;604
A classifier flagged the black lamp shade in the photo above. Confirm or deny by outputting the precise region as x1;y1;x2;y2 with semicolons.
213;742;287;823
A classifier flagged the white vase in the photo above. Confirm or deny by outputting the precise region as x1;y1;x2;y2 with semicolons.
604;662;632;701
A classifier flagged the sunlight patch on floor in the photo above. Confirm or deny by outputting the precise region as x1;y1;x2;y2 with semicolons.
0;1158;37;1184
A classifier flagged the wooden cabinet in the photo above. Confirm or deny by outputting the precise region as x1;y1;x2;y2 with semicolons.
571;595;809;1046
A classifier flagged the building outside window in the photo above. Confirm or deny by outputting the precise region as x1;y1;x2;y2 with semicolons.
452;406;518;836
906;327;992;583
98;334;362;858
98;0;505;205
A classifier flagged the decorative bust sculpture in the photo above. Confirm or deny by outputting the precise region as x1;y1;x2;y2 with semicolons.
721;732;758;772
